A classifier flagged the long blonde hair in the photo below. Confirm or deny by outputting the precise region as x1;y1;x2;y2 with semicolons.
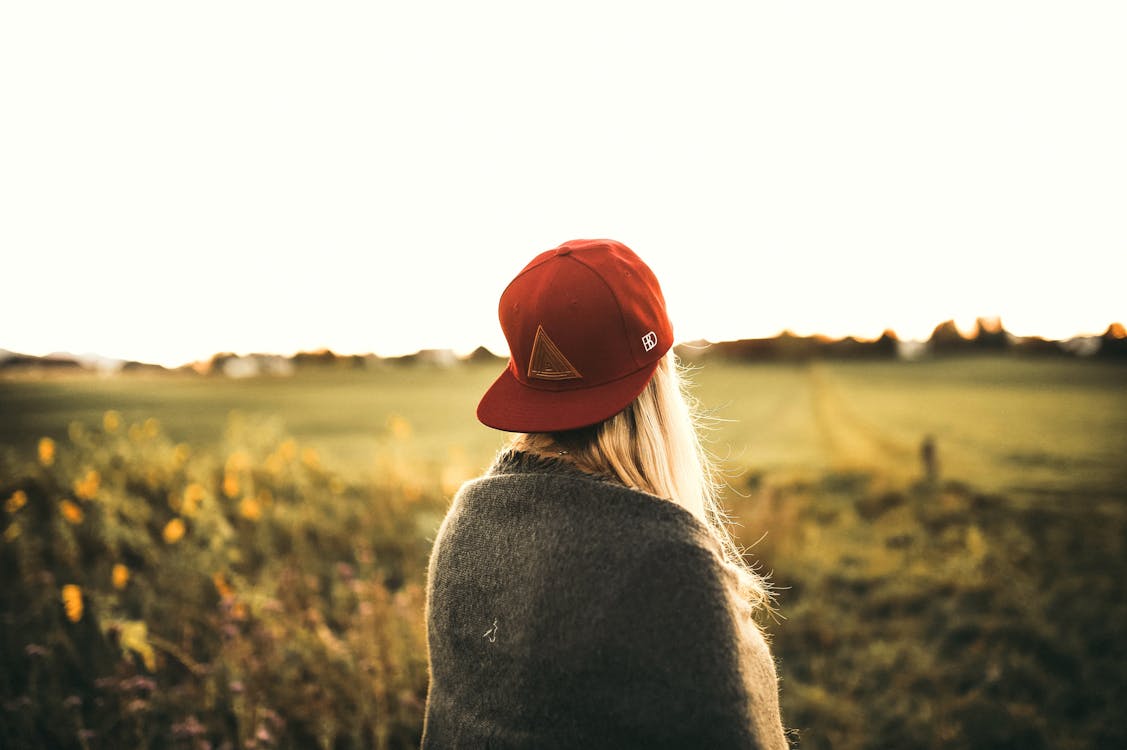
510;352;772;612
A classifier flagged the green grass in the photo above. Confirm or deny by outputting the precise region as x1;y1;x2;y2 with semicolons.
693;358;1127;498
0;363;510;483
5;358;1124;498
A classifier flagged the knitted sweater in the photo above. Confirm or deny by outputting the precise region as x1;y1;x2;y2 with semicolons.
421;450;788;750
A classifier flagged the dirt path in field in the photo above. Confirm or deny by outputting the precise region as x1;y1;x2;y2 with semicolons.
808;363;916;474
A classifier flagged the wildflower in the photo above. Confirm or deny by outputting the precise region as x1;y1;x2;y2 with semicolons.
142;418;160;439
301;447;321;470
3;522;20;542
38;437;56;467
5;490;28;514
173;443;191;466
222;472;240;499
73;469;100;501
182;483;206;516
225;451;251;474
162;518;186;544
112;563;130;590
103;410;122;433
60;500;84;524
61;584;83;622
212;572;234;600
387;415;412;441
264;452;284;475
238;496;261;521
128;423;144;442
278;439;297;462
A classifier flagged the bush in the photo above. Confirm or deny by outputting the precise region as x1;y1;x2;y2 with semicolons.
0;414;442;750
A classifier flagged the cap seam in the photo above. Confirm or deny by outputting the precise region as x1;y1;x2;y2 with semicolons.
566;254;640;370
494;251;560;316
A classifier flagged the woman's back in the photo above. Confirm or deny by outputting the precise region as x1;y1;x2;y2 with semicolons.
422;450;787;749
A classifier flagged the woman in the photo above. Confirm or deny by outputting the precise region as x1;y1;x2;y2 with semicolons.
422;239;787;749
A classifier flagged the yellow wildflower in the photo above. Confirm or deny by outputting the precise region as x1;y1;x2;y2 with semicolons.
182;483;206;516
112;563;130;590
222;472;240;499
278;439;297;463
60;500;84;524
301;447;320;470
238;496;262;521
264;452;284;475
73;469;101;501
103;410;122;433
142;418;160;439
387;415;412;441
162;517;186;544
38;437;56;467
5;490;28;514
173;443;191;466
213;572;234;600
128;423;144;442
61;584;83;622
3;522;20;542
225;451;251;474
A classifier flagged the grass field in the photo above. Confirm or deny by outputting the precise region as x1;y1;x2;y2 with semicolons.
1;356;1125;749
3;357;1124;495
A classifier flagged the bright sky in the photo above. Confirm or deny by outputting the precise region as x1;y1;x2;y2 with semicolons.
3;2;1124;367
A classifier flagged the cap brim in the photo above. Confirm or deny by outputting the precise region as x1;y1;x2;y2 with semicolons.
476;360;660;433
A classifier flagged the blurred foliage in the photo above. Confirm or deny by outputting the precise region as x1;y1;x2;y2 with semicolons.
1;413;444;749
733;473;1127;750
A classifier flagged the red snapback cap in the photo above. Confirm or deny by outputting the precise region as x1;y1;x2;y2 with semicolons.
477;239;674;433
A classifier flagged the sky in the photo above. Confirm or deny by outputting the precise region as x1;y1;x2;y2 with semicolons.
3;2;1124;368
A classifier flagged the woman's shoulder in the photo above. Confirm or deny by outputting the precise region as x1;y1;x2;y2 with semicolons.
454;449;717;551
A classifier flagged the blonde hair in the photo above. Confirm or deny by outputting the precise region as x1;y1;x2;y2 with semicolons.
510;352;772;613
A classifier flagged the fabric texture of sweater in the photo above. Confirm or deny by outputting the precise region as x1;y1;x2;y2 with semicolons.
421;449;788;749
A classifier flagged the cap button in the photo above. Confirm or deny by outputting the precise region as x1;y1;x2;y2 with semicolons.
555;246;572;256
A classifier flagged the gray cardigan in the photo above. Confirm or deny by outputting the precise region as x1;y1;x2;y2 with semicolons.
422;450;788;749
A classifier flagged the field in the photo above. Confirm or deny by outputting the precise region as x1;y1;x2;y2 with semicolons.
1;357;1125;748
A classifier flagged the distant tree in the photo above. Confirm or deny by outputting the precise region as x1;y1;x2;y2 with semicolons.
1098;322;1127;358
825;336;865;359
466;346;504;363
1012;336;1067;357
207;352;238;376
928;320;968;355
292;349;339;368
972;316;1010;351
874;329;899;358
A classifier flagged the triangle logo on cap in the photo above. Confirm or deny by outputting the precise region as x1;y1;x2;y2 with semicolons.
528;325;582;381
